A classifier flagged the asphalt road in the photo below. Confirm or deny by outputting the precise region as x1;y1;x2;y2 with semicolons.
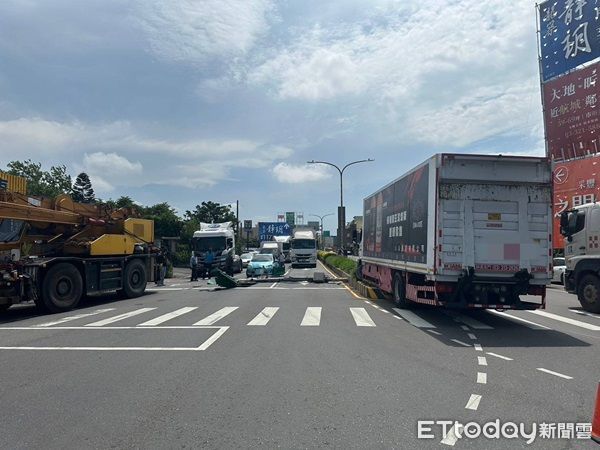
0;263;598;449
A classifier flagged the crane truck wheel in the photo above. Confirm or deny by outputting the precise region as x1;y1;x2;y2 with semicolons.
578;274;600;313
393;272;410;309
42;263;83;313
122;259;147;298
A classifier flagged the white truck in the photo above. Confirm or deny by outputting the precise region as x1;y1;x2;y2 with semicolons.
259;241;282;257
359;153;553;310
291;230;317;268
192;222;240;273
560;203;600;312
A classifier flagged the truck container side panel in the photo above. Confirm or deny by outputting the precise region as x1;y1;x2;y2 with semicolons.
362;263;393;293
438;184;551;281
363;162;430;266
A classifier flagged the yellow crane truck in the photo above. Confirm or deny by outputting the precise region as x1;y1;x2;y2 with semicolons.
0;180;156;313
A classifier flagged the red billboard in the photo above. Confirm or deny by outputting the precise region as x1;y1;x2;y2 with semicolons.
553;155;600;248
543;62;600;161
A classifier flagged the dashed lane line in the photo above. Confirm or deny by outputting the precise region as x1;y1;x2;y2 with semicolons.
569;309;600;319
451;339;471;347
440;424;460;446
485;352;513;361
426;329;442;336
467;333;477;340
450;313;493;330
536;368;573;380
465;394;482;410
478;356;488;366
477;372;487;384
474;344;483;352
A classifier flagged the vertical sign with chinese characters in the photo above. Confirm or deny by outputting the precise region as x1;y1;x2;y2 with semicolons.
539;0;600;82
552;155;600;248
543;62;599;160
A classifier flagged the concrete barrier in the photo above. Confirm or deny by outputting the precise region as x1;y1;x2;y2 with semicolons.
319;257;385;300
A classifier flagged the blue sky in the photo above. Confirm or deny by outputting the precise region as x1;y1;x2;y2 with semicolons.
0;0;544;234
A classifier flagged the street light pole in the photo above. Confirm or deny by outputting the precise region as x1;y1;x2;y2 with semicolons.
309;213;334;249
307;158;374;253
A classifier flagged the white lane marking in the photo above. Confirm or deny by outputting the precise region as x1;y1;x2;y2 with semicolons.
570;309;600;319
487;310;550;330
392;308;436;328
193;307;239;326
467;333;477;340
474;344;483;352
451;339;471;347
465;394;482;410
451;313;493;330
247;307;280;326
460;325;470;331
350;308;376;327
440;423;459;446
486;352;513;361
85;308;156;327
426;329;442;335
137;307;198;326
529;310;600;331
477;372;487;384
536;368;573;380
379;309;390;314
36;308;115;327
269;282;278;289
146;288;185;291
0;326;228;351
478;356;488;366
301;307;322;326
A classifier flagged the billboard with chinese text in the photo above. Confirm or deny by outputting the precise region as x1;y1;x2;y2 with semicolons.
543;61;599;160
258;222;292;242
539;0;600;82
552;155;600;248
285;212;295;226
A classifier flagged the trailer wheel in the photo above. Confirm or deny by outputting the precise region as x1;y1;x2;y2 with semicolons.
393;272;410;309
122;259;147;299
42;263;83;313
578;274;600;313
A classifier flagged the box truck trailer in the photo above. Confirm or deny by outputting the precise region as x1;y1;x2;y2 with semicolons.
359;153;552;310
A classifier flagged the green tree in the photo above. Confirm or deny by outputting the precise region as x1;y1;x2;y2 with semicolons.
72;172;95;203
184;201;236;224
142;202;183;238
6;159;72;197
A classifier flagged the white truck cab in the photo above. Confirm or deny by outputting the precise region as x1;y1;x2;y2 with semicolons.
192;222;236;271
561;203;600;312
291;230;317;268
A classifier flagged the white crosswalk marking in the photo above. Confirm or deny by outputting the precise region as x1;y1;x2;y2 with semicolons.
350;308;376;327
85;308;156;327
247;307;280;326
137;307;198;326
393;308;436;328
194;307;239;326
36;308;115;327
451;313;493;330
487;310;550;330
529;310;600;331
301;307;322;326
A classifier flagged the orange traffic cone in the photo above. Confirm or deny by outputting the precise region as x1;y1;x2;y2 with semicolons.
593;381;600;444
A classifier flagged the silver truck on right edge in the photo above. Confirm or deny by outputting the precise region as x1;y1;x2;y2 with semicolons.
560;204;600;313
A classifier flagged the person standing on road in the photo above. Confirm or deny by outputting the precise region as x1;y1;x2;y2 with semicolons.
278;252;286;267
204;247;215;279
225;251;234;277
155;249;166;286
190;252;198;281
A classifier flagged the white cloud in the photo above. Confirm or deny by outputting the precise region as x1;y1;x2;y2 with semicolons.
136;0;275;64
0;117;293;193
248;0;540;147
272;162;331;184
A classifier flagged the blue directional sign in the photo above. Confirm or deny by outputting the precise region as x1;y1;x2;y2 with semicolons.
258;222;291;242
539;0;600;81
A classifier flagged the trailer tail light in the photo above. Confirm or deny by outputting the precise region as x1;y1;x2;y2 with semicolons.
528;285;545;296
435;282;454;294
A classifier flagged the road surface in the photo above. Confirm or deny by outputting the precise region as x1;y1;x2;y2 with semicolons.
0;262;597;448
